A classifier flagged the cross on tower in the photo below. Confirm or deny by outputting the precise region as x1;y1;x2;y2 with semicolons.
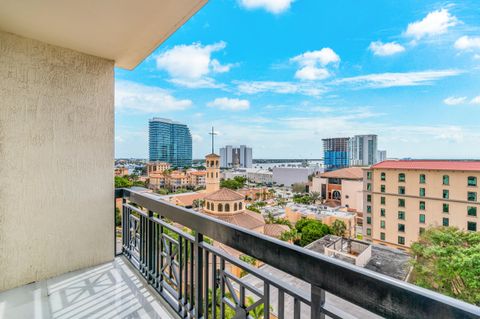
208;126;217;154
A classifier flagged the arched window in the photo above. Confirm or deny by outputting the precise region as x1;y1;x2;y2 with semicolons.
239;202;243;210
398;173;405;182
218;203;223;212
216;160;219;166
225;204;230;212
207;202;211;210
234;203;238;211
211;160;215;167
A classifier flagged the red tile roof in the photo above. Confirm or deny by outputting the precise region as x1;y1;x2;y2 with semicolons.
372;160;480;172
320;167;364;180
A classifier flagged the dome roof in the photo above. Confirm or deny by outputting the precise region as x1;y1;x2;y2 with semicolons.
204;188;244;201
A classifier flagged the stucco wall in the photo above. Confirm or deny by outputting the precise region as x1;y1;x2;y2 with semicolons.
0;31;114;291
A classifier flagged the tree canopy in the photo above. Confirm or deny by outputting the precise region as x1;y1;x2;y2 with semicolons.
220;176;247;190
331;220;347;236
410;227;480;305
293;218;331;246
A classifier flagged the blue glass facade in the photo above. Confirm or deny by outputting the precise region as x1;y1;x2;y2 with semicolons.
149;118;192;167
322;137;350;171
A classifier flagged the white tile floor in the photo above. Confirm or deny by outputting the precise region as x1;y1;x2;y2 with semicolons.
0;257;175;319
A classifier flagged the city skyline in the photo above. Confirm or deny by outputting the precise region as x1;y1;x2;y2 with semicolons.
115;0;480;159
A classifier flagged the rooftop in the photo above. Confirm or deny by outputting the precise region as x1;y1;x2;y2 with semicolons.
204;188;244;201
307;235;411;280
372;160;480;172
319;167;365;180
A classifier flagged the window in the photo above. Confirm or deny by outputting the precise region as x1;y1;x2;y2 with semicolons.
467;222;477;232
398;198;405;207
443;217;449;226
419;188;425;197
398;173;405;182
419;227;425;235
468;206;477;217
380;208;385;217
234;203;238;211
443;190;449;199
381;196;386;205
443;175;449;185
367;171;372;180
419;214;425;224
419;201;425;210
218;204;223;212
367;194;371;202
398;211;405;220
380;220;385;229
419;174;426;184
398;236;405;245
468;176;477;187
398;224;405;232
366;217;371;224
380;185;385;193
380;232;385;241
443;203;449;213
225;204;230;212
239;202;243;210
367;205;372;213
468;192;477;202
381;172;386;181
366;228;371;236
367;183;371;191
398;186;405;195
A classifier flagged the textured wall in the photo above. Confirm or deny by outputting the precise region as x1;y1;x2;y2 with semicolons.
0;31;114;291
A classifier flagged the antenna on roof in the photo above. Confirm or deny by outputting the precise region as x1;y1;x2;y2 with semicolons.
208;126;217;154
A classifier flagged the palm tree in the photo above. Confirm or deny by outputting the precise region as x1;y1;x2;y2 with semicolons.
310;191;321;204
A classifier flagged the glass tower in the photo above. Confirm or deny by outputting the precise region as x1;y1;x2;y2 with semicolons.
149;118;192;167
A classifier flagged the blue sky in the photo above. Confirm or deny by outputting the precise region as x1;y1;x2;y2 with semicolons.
115;0;480;159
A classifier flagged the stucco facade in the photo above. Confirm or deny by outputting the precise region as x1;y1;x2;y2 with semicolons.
0;31;114;291
364;162;480;248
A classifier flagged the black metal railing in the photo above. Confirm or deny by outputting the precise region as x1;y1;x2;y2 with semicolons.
115;188;480;319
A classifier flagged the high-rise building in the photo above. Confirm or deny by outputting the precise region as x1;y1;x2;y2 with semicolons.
323;138;350;171
364;160;480;248
149;118;192;167
349;135;378;166
377;150;387;163
220;145;252;168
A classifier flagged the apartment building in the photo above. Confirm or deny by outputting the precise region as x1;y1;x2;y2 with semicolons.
147;161;171;174
364;160;480;248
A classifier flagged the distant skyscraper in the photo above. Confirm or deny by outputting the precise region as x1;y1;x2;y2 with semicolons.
149;118;192;167
220;145;252;168
323;138;350;171
349;135;378;166
377;150;387;163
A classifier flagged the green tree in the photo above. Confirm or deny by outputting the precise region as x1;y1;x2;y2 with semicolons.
310;191;321;204
292;183;307;193
410;227;480;305
294;218;331;247
221;178;243;190
279;228;300;243
115;176;132;188
331;219;347;237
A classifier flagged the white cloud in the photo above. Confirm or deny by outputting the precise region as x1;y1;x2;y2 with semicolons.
335;69;461;88
115;80;192;113
290;48;340;80
168;77;225;89
474;54;480;60
454;36;480;51
207;97;250;111
369;41;405;56
235;80;325;96
443;96;467;105
156;42;233;88
405;9;457;39
471;96;480;104
238;0;294;14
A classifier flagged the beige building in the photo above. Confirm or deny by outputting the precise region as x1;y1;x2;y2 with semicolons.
364;160;480;249
147;161;171;175
311;167;365;213
205;153;221;193
114;167;129;177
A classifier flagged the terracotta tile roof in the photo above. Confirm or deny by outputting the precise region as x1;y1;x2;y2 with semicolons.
320;167;364;180
372;160;480;172
204;188;244;201
205;153;220;158
189;171;207;176
205;209;265;230
170;193;205;207
264;224;290;238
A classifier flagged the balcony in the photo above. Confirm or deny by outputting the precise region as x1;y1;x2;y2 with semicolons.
1;189;479;318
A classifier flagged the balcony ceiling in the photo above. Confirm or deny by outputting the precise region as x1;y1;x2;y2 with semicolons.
0;0;208;69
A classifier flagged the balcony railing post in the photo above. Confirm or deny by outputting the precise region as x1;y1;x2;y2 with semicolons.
194;232;204;318
147;210;154;284
311;284;326;319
